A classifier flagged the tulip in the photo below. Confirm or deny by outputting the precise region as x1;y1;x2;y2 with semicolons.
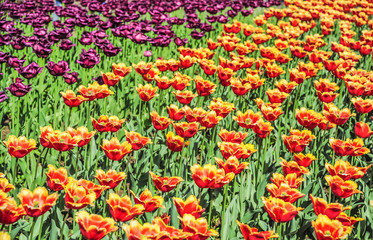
112;63;132;77
130;189;164;212
266;183;305;203
64;181;96;209
312;214;351;240
218;129;249;144
46;61;71;76
190;164;234;189
293;153;317;168
78;82;114;100
270;173;304;189
47;131;81;152
136;84;159;102
149;171;183;192
0;91;8;102
106;193;144;222
67;127;95;147
325;175;362;198
63;72;79;85
355;122;373;138
60;90;88;107
5;78;32;97
125;131;151;151
351;97;373;114
0;191;26;224
77;48;100;69
215;156;249;175
325;160;371;181
101;72;123;86
45;165;70;191
280;159;310;177
253;119;274;138
150;111;172;131
3;135;37;158
310;195;350;219
16;62;42;79
173;195;205;218
91;115;125;132
173;90;197;105
262;197;303;223
172;122;200;138
76;211;118;240
95;169;126;189
237;220;278;240
77;179;109;199
0;178;14;193
167;104;186;121
18;187;58;217
179;214;219;239
233;110;262;129
165;132;189;152
208;98;236;118
335;212;364;227
323;103;355;126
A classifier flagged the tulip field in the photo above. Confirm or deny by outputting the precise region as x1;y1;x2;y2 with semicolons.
1;0;373;239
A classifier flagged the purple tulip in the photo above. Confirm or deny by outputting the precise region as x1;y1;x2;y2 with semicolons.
33;44;53;58
17;62;43;79
0;91;8;102
190;30;205;40
0;34;11;46
77;49;100;69
130;32;149;44
34;28;49;38
11;37;27;50
101;44;122;57
53;20;65;29
144;50;152;57
92;30;108;39
0;52;10;64
7;56;26;69
79;31;94;45
46;61;71;77
63;72;79;85
242;9;254;16
59;39;75;50
174;37;188;46
6;78;32;97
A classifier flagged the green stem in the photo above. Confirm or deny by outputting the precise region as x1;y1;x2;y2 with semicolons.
37;214;45;240
59;210;70;240
208;189;214;228
29;217;37;240
67;107;72;127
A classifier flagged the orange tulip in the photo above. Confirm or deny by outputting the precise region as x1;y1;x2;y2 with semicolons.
77;82;114;101
217;142;256;160
150;111;172;131
173;195;205;218
266;89;289;104
101;137;132;161
0;178;14;193
136;84;159;102
325;160;371;181
77;179;109;199
123;220;163;240
275;79;298;93
60;90;88;107
233;110;262;129
237;220;278;240
67;126;96;147
131;189;164;212
293;153;317;168
351;97;373;114
153;217;193;239
215;156;249;175
95;169;126;189
39;126;54;148
64;181;96;209
18;187;58;217
179;214;219;240
133;61;153;75
323;103;355;126
310;195;351;219
355;122;373;138
165;132;190;152
208;98;235;118
185;107;207;123
167;104;186;121
270;173;304;189
76;211;118;240
190;164;234;189
218;129;248;144
262;197;303;223
149;171;183;192
154;75;175;90
312;214;351;240
296;108;322;130
173;90;197;105
280;159;310;177
47;131;81;152
260;105;284;122
112;63;132;77
3;135;37;158
45;165;70;191
91;115;125;132
179;55;197;69
266;183;305;203
266;63;284;78
335;212;364;227
125;131;151;151
194;76;217;96
172;122;200;138
101;72;123;86
325;175;362;198
231;79;251;96
253;119;274;138
200;111;223;128
106;193;144;222
329;138;370;157
0;191;26;224
172;72;192;91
